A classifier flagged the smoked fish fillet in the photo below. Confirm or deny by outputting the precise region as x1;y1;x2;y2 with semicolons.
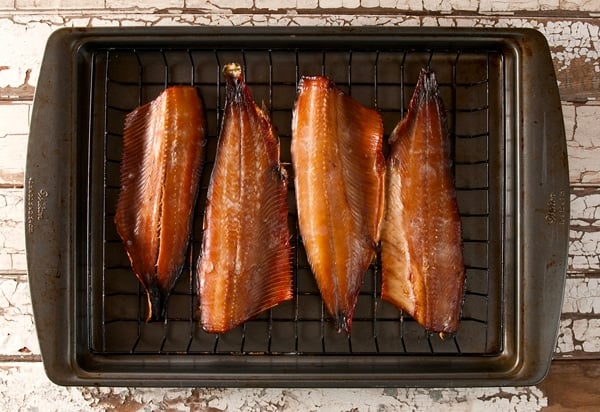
197;63;292;334
115;86;207;322
381;68;465;334
291;76;385;333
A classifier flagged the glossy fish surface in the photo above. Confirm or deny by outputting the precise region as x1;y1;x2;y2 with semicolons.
197;63;292;334
115;86;207;322
291;76;385;333
381;68;465;334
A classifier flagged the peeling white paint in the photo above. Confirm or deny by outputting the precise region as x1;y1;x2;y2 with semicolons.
0;363;549;411
556;318;575;353
0;11;598;97
567;104;600;183
563;277;600;314
0;276;39;355
0;2;599;409
570;187;600;271
0;190;26;273
573;318;600;352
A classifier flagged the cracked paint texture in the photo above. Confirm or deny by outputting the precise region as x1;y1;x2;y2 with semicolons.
0;12;599;101
0;189;25;273
558;318;600;353
0;276;39;356
2;0;599;11
0;363;549;411
569;187;600;270
567;105;600;184
0;102;29;186
563;277;600;314
0;2;599;410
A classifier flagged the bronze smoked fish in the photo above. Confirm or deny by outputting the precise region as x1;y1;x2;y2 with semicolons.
291;76;385;333
115;86;207;322
381;68;465;334
197;63;292;334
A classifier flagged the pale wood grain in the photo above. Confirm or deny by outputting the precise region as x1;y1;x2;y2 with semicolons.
0;3;599;408
539;360;600;411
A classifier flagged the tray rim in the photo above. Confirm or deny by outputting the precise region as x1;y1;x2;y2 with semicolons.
25;26;569;387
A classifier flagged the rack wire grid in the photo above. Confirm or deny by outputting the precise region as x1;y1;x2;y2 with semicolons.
87;45;505;357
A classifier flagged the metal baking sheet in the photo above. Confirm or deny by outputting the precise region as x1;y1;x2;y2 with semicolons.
25;27;569;387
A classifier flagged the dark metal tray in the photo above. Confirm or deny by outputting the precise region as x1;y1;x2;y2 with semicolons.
25;27;568;387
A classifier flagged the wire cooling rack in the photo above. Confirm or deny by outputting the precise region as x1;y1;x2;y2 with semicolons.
89;45;505;357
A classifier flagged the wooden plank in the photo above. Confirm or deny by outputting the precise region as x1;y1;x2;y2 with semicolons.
539;19;600;102
565;104;600;184
0;361;549;410
1;359;597;410
0;274;39;357
556;275;600;359
0;101;29;187
0;189;27;274
539;359;600;411
569;186;600;272
0;13;599;101
0;7;598;407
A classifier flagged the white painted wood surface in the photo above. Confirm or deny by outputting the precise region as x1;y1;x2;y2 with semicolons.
1;1;599;410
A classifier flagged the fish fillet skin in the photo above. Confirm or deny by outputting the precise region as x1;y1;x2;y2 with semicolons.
115;86;206;322
291;76;385;333
381;68;465;334
197;63;292;334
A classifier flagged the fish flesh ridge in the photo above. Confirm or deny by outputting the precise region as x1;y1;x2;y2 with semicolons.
381;68;465;334
197;63;292;334
115;86;207;322
291;76;385;333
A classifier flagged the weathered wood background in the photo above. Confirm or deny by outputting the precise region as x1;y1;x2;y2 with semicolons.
1;1;599;410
